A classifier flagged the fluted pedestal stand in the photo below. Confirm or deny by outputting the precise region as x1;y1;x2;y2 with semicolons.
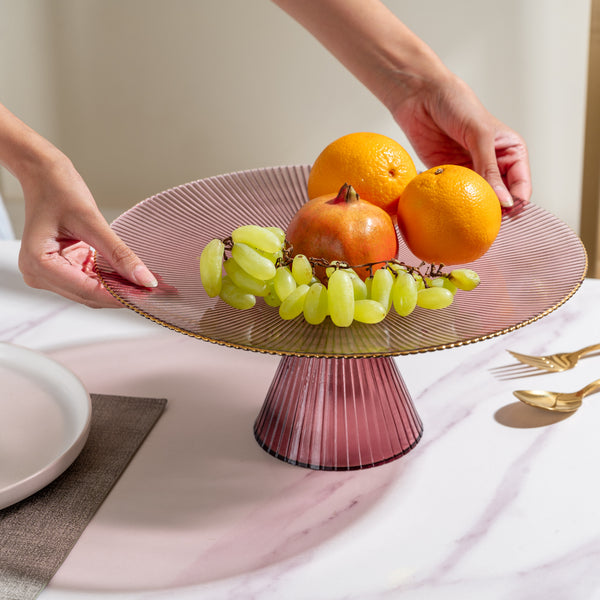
254;355;423;470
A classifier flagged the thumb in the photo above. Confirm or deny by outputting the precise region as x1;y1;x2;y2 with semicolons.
88;221;158;288
469;135;513;208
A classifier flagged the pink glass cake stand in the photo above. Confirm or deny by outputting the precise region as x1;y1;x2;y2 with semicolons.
95;165;587;470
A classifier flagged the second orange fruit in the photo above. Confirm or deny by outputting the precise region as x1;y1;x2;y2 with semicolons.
307;132;417;215
397;165;502;265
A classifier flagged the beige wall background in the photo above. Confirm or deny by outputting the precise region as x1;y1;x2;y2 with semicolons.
0;0;591;237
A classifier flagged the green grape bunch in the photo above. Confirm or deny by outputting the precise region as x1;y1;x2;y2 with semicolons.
199;224;481;328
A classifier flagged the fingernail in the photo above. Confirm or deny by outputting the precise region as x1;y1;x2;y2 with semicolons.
133;264;158;288
494;185;513;208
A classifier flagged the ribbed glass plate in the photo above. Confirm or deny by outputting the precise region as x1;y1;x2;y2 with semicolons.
95;165;588;358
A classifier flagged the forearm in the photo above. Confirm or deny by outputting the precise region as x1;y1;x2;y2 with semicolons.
271;0;450;110
0;102;66;189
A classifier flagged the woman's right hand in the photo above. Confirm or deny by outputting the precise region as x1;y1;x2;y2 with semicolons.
17;150;157;308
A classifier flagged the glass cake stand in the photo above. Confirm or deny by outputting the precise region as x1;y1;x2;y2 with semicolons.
95;165;588;470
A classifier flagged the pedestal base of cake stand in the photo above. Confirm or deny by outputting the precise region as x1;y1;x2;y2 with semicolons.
254;355;423;470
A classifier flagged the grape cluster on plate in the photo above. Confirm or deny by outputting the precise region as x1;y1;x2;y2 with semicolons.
199;225;480;328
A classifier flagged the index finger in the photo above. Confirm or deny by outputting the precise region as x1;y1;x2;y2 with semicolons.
504;158;532;204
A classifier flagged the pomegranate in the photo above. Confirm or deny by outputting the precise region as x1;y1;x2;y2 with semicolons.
286;184;398;281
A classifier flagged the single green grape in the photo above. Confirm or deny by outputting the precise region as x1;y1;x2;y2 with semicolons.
370;268;394;311
231;225;282;253
412;272;426;291
387;263;408;275
263;280;282;307
257;248;283;264
351;276;368;301
303;282;329;325
392;270;418;316
292;254;313;285
231;242;277;281
219;275;256;310
199;238;225;297
429;276;457;295
265;226;286;245
327;269;355;327
325;263;355;279
365;276;373;298
279;284;310;320
273;266;297;301
224;258;268;296
354;299;387;324
449;269;481;291
416;286;454;310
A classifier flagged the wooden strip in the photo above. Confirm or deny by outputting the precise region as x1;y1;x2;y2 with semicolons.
580;0;600;277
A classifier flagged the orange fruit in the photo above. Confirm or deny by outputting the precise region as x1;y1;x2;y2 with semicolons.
307;132;417;215
396;165;501;265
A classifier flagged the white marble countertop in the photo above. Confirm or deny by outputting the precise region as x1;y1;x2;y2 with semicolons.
2;239;600;600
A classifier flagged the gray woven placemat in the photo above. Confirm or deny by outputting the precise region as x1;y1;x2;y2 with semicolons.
0;393;167;600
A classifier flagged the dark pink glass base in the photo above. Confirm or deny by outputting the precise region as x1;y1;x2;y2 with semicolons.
254;356;423;470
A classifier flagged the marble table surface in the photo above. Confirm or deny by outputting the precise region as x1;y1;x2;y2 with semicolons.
1;239;600;600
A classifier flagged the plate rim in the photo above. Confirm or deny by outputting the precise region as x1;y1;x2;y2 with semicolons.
94;165;589;358
0;343;92;510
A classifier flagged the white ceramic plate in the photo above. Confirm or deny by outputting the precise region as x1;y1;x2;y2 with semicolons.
0;343;91;510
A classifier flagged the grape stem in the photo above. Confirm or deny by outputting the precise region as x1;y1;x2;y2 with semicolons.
222;236;451;286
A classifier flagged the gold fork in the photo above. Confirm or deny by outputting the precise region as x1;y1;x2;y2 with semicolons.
507;343;600;373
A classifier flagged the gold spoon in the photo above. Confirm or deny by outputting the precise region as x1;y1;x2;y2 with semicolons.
513;378;600;412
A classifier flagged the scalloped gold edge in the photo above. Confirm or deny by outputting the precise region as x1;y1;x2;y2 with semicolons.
93;251;588;360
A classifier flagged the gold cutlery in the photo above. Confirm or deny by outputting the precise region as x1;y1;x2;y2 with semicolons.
513;378;600;412
507;343;600;373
